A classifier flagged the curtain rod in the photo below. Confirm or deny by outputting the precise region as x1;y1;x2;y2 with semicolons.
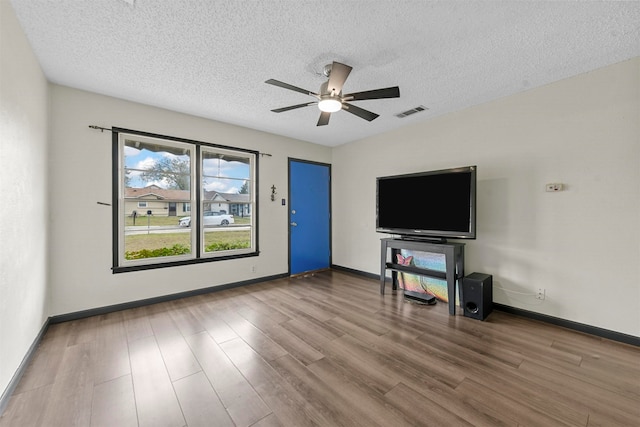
88;125;272;157
89;125;111;132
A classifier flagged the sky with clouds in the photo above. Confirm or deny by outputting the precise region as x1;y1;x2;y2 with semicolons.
124;144;250;194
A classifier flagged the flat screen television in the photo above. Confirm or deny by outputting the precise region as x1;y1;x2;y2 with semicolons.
376;165;477;241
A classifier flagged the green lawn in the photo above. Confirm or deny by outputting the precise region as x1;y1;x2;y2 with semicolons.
123;215;252;259
124;230;251;252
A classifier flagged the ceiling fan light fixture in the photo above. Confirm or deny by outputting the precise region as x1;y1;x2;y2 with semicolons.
318;97;342;113
266;61;400;125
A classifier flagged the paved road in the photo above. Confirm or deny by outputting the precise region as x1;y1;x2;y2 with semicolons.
125;225;249;235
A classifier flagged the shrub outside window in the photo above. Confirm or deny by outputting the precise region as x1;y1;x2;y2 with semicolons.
113;128;257;272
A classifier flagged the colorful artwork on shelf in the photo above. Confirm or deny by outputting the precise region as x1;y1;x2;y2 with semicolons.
397;249;459;305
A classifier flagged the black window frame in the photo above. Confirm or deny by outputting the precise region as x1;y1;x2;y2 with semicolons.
112;127;259;273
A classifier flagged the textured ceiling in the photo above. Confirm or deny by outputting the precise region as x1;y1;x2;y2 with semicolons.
8;0;640;147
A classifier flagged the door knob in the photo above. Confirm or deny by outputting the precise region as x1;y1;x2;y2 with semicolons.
290;222;297;226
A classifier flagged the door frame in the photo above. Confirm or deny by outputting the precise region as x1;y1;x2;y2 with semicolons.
288;158;332;276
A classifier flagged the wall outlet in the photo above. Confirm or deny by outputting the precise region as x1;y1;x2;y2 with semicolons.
250;265;256;273
537;288;546;300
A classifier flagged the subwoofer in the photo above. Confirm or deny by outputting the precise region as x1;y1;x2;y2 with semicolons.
462;273;493;320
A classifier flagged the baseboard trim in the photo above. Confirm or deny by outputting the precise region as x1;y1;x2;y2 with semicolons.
332;264;639;347
50;273;289;324
0;317;51;416
331;264;379;280
492;303;639;347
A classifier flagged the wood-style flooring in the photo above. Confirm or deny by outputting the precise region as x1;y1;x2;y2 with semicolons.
1;270;638;426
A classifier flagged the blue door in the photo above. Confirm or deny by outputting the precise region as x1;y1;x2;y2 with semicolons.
289;159;331;275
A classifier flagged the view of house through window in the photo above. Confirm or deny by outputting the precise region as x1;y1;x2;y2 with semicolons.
201;149;253;254
115;130;257;271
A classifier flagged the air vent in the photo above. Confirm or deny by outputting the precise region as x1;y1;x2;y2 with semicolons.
395;105;428;118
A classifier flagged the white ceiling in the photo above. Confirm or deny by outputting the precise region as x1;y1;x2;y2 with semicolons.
8;0;640;147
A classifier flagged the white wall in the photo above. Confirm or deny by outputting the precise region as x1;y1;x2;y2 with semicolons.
332;58;640;337
0;0;50;400
48;85;331;316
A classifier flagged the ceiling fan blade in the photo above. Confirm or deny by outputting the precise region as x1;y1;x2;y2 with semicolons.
326;61;352;95
344;86;400;101
265;79;317;97
271;102;316;113
317;111;331;126
342;103;379;121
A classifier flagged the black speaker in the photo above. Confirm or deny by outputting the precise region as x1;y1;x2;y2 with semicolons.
462;273;493;320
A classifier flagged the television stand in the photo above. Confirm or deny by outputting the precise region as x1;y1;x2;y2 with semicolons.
380;237;465;315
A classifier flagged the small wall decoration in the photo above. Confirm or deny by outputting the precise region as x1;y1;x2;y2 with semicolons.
270;185;277;201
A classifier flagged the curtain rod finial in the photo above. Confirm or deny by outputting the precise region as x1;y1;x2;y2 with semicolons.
89;125;111;132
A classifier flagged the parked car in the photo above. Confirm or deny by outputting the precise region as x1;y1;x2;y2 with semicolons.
178;211;234;227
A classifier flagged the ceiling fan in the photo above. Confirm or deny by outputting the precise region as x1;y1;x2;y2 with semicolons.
265;61;400;126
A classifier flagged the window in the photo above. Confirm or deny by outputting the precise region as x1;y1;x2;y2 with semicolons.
113;128;257;272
